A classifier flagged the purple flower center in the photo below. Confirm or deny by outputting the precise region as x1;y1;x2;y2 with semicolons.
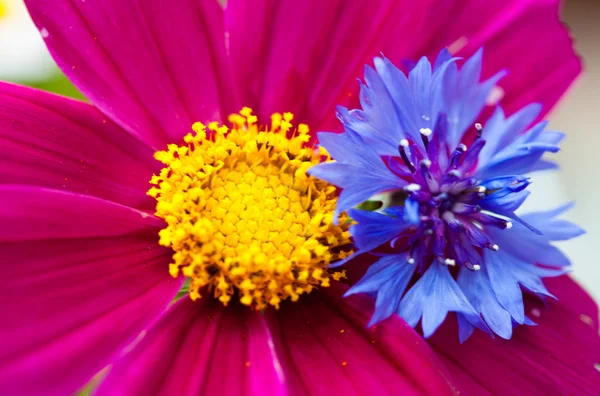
382;122;526;274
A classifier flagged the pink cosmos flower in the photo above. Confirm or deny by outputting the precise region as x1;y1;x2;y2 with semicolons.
1;0;598;395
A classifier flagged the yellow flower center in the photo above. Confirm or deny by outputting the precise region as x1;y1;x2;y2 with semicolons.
148;108;352;310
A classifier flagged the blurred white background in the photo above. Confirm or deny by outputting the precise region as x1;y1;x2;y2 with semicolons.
0;0;56;82
544;0;600;299
1;0;598;298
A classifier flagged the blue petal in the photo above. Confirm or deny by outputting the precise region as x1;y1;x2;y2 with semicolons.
433;48;453;71
478;104;542;167
307;162;354;187
483;247;567;325
458;266;513;340
346;254;417;327
369;276;412;327
477;113;563;179
374;52;458;148
524;159;560;173
509;259;568;299
373;56;420;143
335;107;378;142
409;56;433;108
443;49;507;149
456;315;476;343
328;250;363;269
403;198;420;224
348;209;417;251
521;203;585;241
398;263;486;338
345;255;405;295
535;130;565;145
488;207;576;267
310;131;405;219
480;175;531;193
355;65;405;149
481;189;530;214
484;250;525;323
315;131;362;164
478;146;559;179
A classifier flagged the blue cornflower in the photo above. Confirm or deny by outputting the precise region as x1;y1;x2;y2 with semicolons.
309;48;584;342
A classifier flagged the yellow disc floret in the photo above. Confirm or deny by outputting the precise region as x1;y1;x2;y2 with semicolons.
148;108;352;310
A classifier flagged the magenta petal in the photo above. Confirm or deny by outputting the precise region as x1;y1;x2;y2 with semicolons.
544;276;599;331
429;276;600;394
25;0;237;147
0;185;163;241
0;82;156;210
97;283;454;395
96;298;286;396
0;190;179;394
269;283;456;395
421;0;581;120
224;0;435;133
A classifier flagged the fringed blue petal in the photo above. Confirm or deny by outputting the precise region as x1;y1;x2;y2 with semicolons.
458;266;513;340
346;254;416;327
399;263;487;338
348;208;419;251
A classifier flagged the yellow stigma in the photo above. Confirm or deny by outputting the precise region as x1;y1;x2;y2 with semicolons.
148;108;351;310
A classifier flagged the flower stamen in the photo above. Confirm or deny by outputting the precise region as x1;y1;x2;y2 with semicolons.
398;139;416;173
148;108;352;310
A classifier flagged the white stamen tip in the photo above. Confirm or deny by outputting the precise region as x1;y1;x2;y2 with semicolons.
448;169;462;178
419;128;433;137
458;143;467;151
505;221;513;229
421;159;432;168
405;183;421;192
444;258;456;266
400;139;409;147
474;123;483;131
492;244;499;251
473;264;481;271
478;186;486;193
408;258;416;264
